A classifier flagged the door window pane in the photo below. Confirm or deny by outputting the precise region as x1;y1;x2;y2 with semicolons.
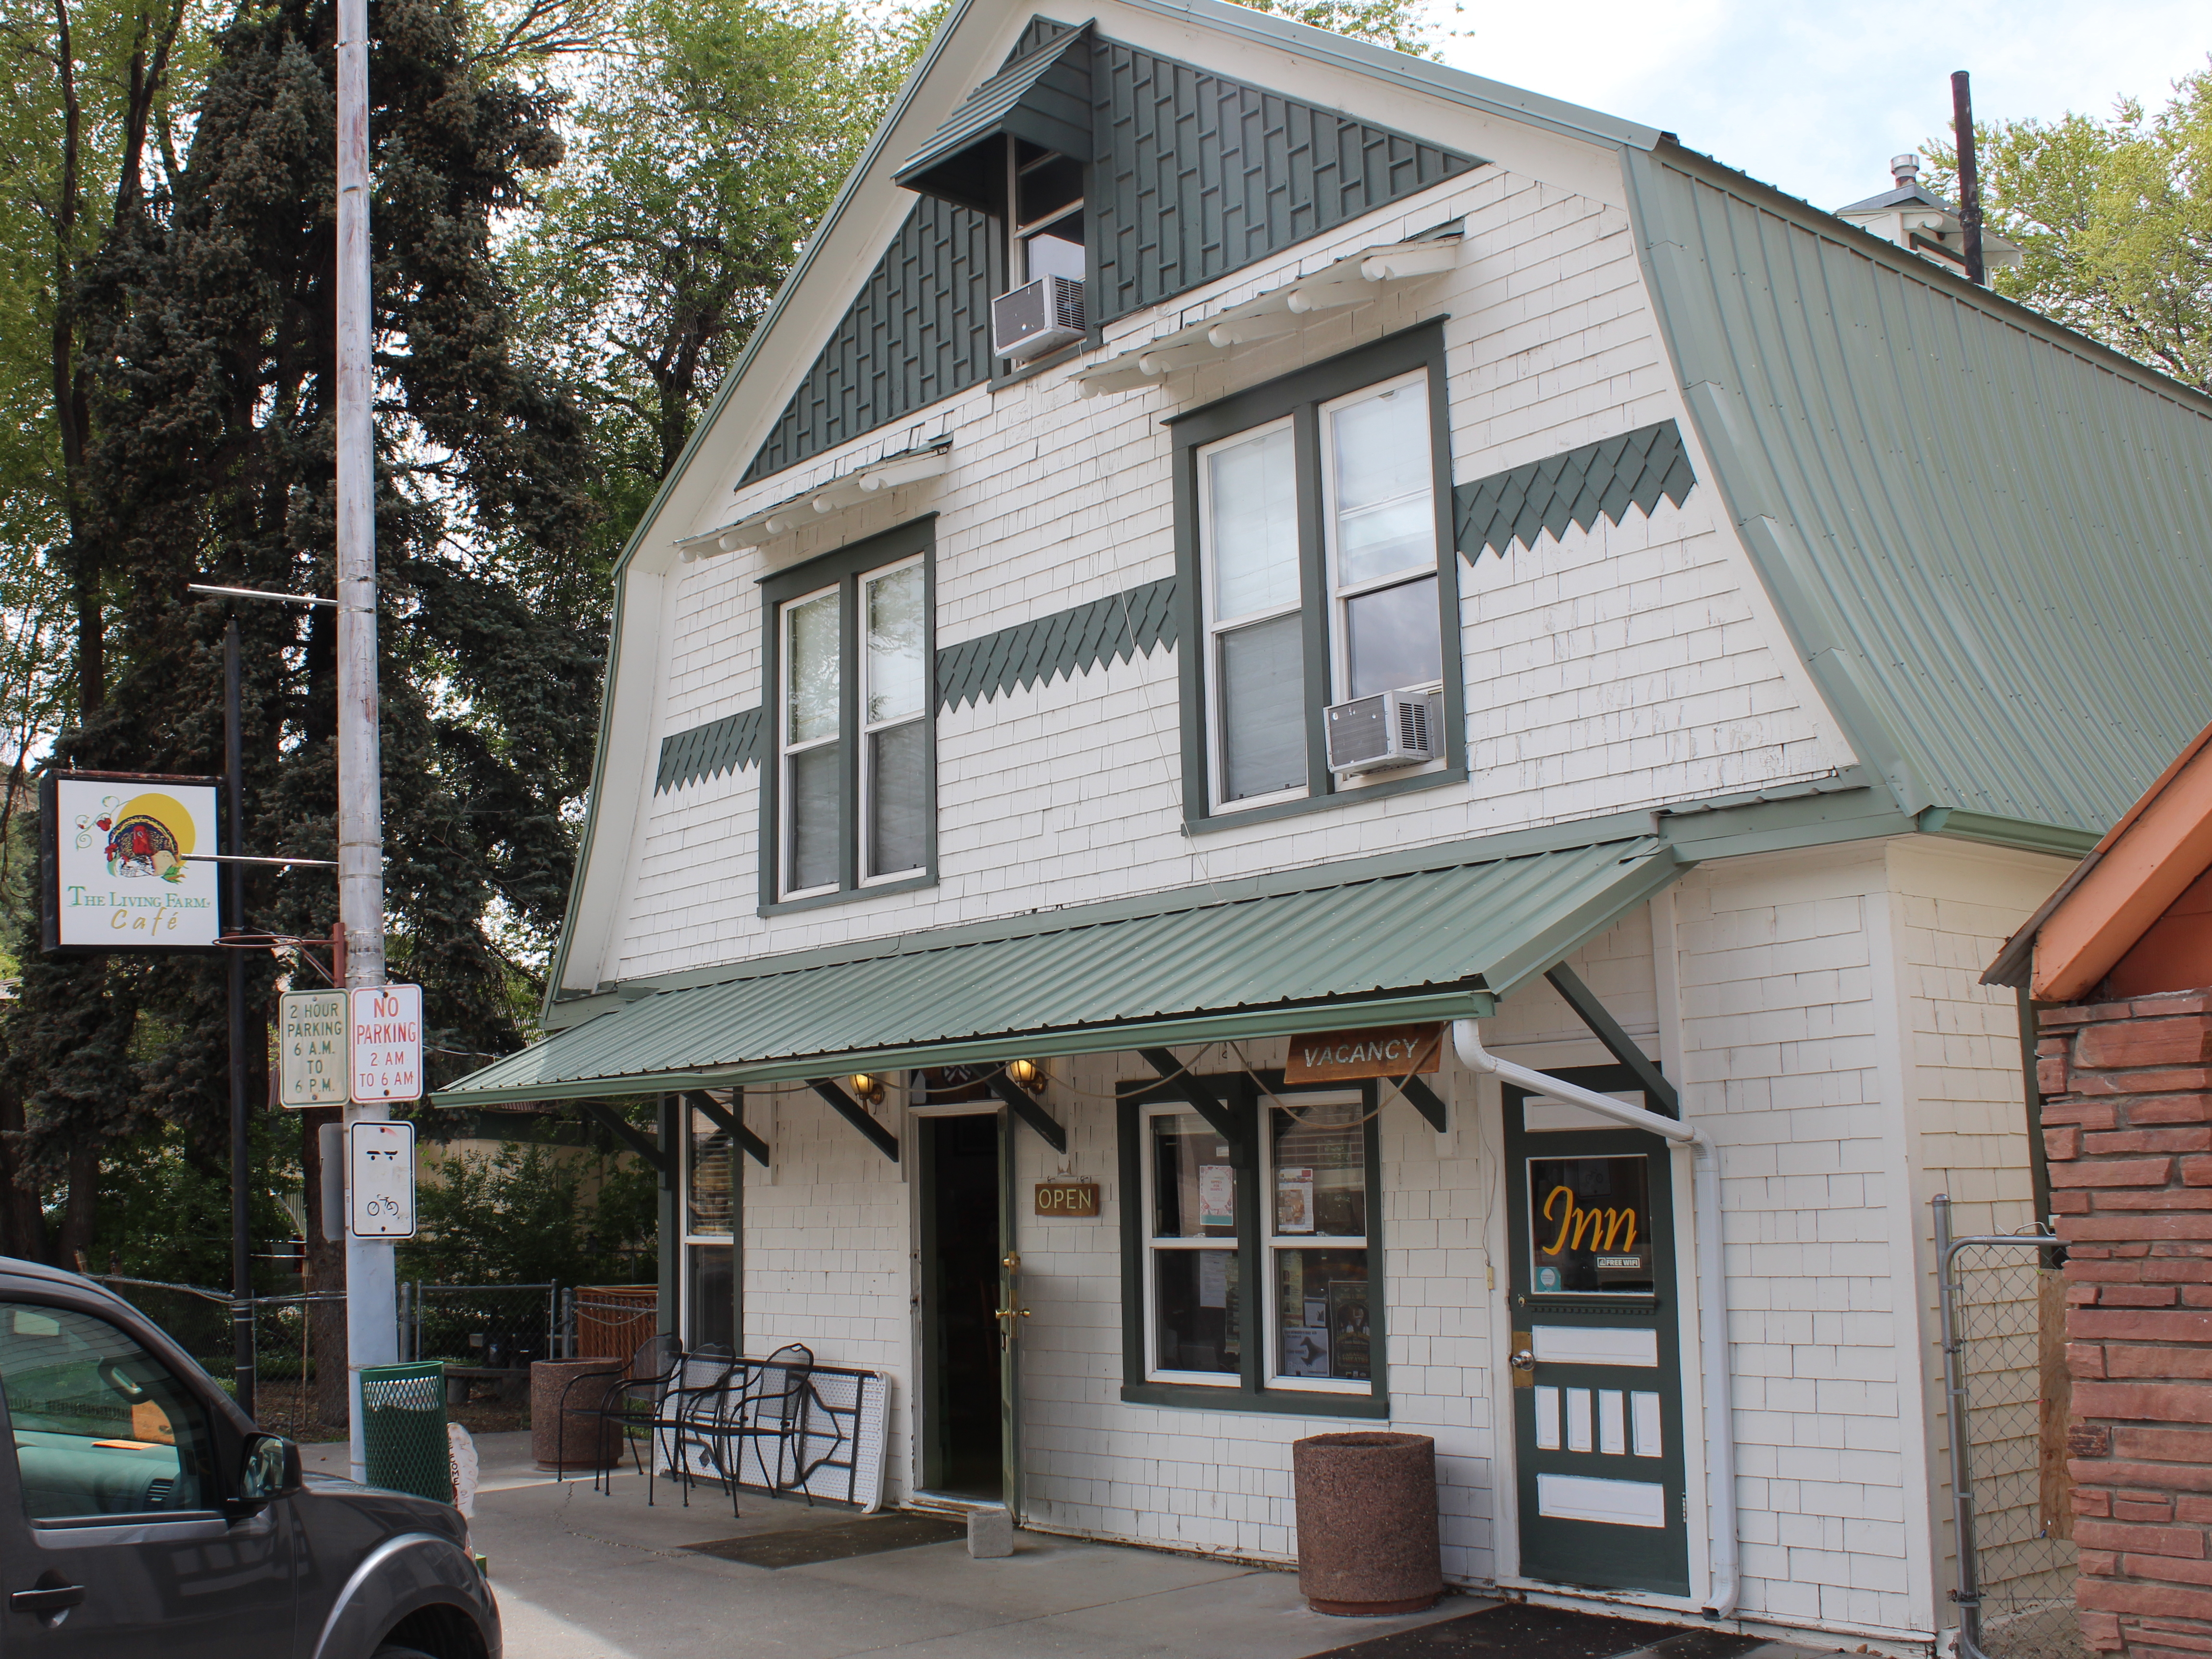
868;721;927;876
686;1109;733;1238
1527;1155;1654;1294
865;565;926;725
1206;426;1299;619
1217;615;1305;801
0;1303;213;1519
787;743;840;891
1344;576;1441;699
685;1245;733;1353
1153;1250;1239;1375
1151;1112;1238;1239
1273;1248;1370;1381
1270;1101;1367;1237
1330;381;1434;586
785;590;840;743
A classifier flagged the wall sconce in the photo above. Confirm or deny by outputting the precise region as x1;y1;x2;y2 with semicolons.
848;1072;886;1105
1006;1058;1048;1094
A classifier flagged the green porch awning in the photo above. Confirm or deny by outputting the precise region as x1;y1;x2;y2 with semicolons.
433;837;1682;1106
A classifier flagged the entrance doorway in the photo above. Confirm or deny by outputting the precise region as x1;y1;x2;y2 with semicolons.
1503;1065;1691;1597
917;1113;1008;1501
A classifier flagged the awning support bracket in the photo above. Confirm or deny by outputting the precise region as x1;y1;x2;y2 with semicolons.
1137;1048;1250;1167
1395;1075;1450;1133
578;1100;669;1173
683;1089;770;1168
987;1074;1067;1153
1543;962;1678;1118
808;1079;901;1162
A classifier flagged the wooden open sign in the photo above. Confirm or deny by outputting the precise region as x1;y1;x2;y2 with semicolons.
1034;1181;1100;1217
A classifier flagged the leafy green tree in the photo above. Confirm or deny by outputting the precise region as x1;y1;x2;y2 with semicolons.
401;1136;656;1287
1227;0;1448;58
1933;64;2212;394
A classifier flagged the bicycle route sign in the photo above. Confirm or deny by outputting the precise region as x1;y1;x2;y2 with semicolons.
348;1119;417;1239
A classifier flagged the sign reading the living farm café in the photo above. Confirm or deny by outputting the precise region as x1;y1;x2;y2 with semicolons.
349;983;423;1103
278;989;349;1107
1282;1022;1442;1084
40;772;223;953
1035;1181;1100;1217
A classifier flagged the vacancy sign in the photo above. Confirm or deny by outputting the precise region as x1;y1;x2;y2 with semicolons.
277;990;349;1107
348;1120;417;1238
349;983;423;1104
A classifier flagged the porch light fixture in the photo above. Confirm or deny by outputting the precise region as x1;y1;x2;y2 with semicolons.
1006;1058;1048;1094
848;1072;886;1105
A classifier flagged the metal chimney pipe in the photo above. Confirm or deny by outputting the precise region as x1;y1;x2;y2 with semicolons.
1952;71;1986;286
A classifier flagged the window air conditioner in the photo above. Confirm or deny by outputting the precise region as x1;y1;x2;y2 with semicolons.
992;275;1086;360
1325;689;1441;776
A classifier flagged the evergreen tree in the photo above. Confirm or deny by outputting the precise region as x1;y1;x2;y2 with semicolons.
3;0;599;1270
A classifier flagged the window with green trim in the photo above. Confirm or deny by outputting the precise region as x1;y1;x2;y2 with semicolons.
1174;324;1464;829
758;520;937;911
1118;1071;1386;1416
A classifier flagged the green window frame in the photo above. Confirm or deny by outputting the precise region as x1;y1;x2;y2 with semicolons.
1116;1070;1389;1418
1170;322;1465;832
757;517;938;914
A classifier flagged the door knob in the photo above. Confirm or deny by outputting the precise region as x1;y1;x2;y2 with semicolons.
1509;1350;1535;1371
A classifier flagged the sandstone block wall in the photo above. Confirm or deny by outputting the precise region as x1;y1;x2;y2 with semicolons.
2039;990;2212;1656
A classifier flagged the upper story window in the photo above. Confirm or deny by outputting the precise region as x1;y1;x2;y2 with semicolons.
1174;324;1463;827
1012;142;1083;285
760;519;936;911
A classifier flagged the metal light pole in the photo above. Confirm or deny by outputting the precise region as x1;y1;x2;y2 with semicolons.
225;620;253;1420
335;0;393;1484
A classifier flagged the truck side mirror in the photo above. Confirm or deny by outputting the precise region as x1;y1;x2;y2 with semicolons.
229;1433;304;1518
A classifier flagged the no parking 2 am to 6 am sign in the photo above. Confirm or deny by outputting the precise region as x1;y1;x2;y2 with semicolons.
349;983;423;1104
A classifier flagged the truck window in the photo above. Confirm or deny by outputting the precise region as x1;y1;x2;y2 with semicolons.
0;1303;217;1521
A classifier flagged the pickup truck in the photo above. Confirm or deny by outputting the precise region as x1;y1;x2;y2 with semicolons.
0;1255;499;1658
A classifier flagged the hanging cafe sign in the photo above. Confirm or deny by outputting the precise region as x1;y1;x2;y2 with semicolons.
40;772;224;952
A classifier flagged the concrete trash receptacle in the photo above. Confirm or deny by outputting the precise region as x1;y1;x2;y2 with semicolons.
1292;1431;1443;1615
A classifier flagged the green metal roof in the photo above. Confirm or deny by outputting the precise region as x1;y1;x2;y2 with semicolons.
893;26;1091;210
1630;143;2212;837
440;837;1680;1105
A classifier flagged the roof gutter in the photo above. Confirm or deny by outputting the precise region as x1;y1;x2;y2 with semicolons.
1452;1020;1738;1619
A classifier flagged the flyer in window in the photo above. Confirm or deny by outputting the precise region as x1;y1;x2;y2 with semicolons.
1199;1163;1235;1228
1199;1249;1230;1309
1281;1325;1330;1377
1275;1167;1316;1233
1327;1280;1372;1380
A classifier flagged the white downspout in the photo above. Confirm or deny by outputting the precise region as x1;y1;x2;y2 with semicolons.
1452;1019;1739;1620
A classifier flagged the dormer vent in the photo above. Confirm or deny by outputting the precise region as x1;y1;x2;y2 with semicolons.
1891;153;1921;187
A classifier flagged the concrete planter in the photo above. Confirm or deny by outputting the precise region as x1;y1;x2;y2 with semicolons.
530;1358;625;1472
1292;1431;1443;1615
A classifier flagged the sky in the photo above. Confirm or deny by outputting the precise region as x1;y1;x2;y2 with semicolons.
1432;0;2209;211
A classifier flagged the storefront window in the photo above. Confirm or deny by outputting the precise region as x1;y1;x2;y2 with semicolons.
684;1103;736;1351
1130;1080;1384;1410
1268;1097;1370;1388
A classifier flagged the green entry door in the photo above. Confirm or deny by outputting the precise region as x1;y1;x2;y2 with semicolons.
1504;1066;1691;1597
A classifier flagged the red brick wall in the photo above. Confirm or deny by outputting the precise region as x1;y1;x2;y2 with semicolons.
2040;990;2212;1656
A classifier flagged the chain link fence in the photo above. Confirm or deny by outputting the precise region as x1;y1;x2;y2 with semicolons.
1935;1195;2086;1659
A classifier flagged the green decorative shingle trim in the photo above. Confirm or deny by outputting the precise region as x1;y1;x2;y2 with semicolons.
1454;419;1696;561
936;577;1177;712
656;707;763;794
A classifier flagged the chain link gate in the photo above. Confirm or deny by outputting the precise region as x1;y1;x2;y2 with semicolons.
1935;1195;2085;1659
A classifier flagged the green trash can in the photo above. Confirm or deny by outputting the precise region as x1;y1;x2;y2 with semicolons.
361;1361;453;1504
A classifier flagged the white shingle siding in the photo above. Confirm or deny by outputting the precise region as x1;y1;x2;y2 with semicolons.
609;149;1850;984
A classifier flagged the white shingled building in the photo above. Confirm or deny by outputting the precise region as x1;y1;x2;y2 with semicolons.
437;0;2212;1646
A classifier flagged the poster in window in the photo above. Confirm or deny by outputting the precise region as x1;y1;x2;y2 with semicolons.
1327;1280;1371;1380
1276;1167;1316;1233
1199;1250;1230;1309
1282;1325;1331;1377
1199;1164;1235;1228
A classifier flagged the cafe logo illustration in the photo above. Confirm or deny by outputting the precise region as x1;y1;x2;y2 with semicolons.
52;778;221;948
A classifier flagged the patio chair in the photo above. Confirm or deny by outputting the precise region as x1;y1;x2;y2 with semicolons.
688;1342;821;1516
556;1333;683;1494
645;1345;736;1509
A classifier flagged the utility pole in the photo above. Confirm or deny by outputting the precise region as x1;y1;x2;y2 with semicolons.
335;0;393;1484
225;619;253;1421
1952;70;1986;287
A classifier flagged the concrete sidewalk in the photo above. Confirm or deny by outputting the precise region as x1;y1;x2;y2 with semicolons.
306;1431;1479;1659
